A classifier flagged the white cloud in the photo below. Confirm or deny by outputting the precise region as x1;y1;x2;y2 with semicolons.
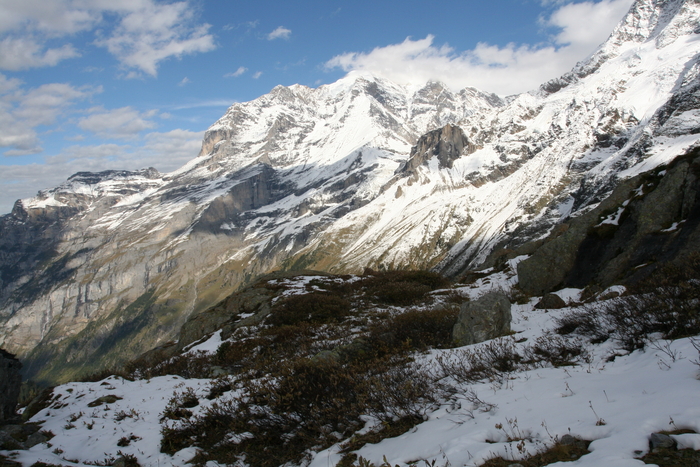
267;26;291;40
0;75;96;155
252;71;263;79
0;128;205;213
178;77;191;86
225;66;247;78
78;106;159;139
140;129;205;169
47;143;127;163
172;100;234;110
325;0;634;95
16;83;95;124
95;2;216;77
0;0;101;36
0;37;79;70
546;0;633;53
0;0;217;74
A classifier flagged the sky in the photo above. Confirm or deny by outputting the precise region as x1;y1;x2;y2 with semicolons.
0;0;635;214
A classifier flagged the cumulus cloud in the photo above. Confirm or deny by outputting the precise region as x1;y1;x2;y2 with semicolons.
0;0;100;36
252;71;263;79
0;74;96;155
96;1;216;77
546;0;632;53
325;0;633;95
0;37;79;70
0;128;205;214
267;26;291;40
0;0;216;75
78;107;159;139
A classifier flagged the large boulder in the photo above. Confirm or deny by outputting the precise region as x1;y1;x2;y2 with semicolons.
0;349;22;422
453;292;512;346
534;293;567;310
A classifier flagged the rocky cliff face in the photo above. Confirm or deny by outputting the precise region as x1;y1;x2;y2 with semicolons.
398;124;475;177
1;0;700;383
517;147;700;294
0;349;21;422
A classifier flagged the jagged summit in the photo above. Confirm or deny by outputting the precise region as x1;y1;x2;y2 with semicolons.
2;0;700;383
540;0;700;95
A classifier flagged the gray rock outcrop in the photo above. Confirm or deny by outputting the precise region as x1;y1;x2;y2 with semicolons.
0;349;21;422
518;149;700;295
535;293;567;310
400;124;475;175
650;432;676;451
453;292;512;346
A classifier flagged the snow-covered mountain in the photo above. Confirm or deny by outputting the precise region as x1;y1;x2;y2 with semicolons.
2;0;700;382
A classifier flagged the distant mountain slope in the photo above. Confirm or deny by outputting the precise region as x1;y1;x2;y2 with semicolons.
2;0;700;383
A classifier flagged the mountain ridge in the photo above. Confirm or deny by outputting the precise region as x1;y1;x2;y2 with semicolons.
3;0;700;383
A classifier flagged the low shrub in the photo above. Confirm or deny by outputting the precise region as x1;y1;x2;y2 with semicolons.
556;287;700;351
162;354;438;467
339;415;423;455
437;338;522;385
554;306;607;341
438;335;590;385
206;376;234;400
267;292;352;326
156;270;457;467
128;351;215;380
480;437;591;466
555;254;700;351
359;271;451;306
522;335;589;367
368;306;459;353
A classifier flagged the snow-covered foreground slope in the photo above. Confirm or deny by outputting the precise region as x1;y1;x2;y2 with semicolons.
3;0;700;384
316;310;700;467
5;268;700;467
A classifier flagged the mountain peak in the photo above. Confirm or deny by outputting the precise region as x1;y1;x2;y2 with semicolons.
611;0;698;46
539;0;700;96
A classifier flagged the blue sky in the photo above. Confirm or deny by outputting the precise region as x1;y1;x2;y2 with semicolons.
0;0;634;214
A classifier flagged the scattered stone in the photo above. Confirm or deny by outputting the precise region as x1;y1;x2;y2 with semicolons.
453;292;511;346
598;288;622;301
87;394;123;407
24;431;48;448
0;349;22;423
209;366;229;378
0;430;22;450
535;293;567;310
560;434;588;450
0;423;42;450
113;454;141;467
311;350;340;364
650;432;676;450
